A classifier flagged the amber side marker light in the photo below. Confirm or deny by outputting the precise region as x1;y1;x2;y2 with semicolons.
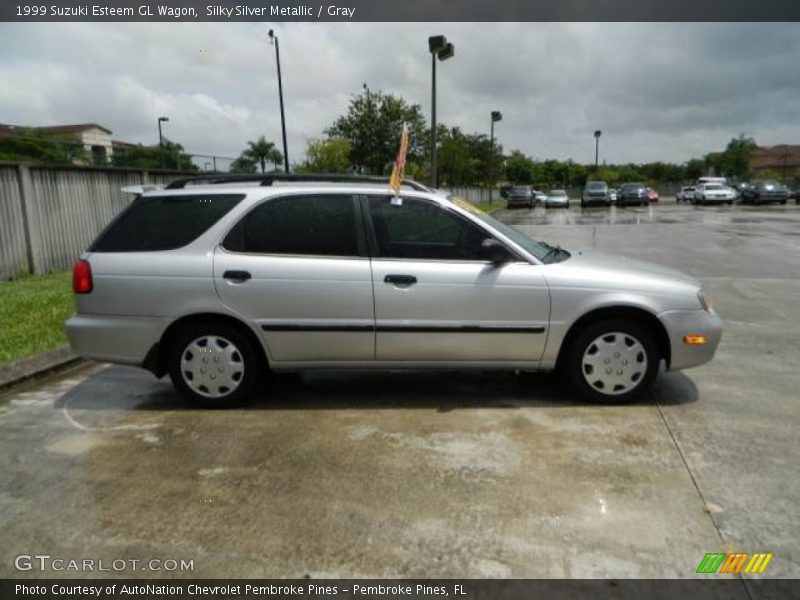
683;334;708;345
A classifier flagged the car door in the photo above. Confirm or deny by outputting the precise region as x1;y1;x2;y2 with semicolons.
365;194;550;364
214;193;374;363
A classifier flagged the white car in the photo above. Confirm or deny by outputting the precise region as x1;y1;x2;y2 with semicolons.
693;183;735;205
676;186;695;203
545;189;570;208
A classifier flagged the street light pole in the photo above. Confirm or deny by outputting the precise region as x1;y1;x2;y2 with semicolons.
157;116;169;170
428;35;454;189
489;111;502;204
431;53;437;187
269;29;289;173
594;130;602;170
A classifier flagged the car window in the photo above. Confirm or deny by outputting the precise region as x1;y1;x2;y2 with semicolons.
91;194;244;252
367;196;488;261
223;194;359;257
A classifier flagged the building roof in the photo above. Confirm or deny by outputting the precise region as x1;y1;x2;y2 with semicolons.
36;123;113;135
0;122;113;137
751;145;800;169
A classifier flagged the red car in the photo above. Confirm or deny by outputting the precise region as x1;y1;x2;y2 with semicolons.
646;188;659;203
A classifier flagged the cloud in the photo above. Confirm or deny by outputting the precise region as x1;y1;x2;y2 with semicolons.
0;22;798;165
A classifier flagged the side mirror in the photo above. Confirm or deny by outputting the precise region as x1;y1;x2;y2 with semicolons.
480;238;511;263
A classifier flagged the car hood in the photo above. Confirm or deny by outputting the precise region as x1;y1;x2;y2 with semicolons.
546;250;701;294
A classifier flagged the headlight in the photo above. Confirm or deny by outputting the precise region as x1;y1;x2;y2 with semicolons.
698;288;714;313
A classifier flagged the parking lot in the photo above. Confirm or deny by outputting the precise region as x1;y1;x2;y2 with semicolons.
1;199;798;581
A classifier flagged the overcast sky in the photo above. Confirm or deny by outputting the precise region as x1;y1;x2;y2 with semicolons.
1;22;799;166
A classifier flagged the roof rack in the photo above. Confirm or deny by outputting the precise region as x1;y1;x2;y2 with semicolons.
164;173;432;192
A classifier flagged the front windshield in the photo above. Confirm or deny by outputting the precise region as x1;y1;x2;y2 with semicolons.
452;200;567;263
550;190;566;196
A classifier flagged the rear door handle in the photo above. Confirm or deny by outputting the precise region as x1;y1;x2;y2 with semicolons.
223;270;251;281
384;274;417;286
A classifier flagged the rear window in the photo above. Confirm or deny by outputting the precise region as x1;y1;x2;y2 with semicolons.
91;194;244;252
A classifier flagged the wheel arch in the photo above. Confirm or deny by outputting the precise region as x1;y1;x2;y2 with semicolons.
142;312;269;377
555;305;672;371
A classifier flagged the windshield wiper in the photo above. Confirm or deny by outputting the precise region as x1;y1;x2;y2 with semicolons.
540;241;566;263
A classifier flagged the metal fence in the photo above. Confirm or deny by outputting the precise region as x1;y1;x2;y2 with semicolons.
0;162;195;279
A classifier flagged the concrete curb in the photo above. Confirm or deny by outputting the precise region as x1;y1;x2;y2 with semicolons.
0;346;85;392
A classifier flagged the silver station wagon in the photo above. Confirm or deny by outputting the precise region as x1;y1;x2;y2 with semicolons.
66;174;722;406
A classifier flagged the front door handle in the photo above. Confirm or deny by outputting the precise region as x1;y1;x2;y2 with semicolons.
223;270;251;281
384;274;417;286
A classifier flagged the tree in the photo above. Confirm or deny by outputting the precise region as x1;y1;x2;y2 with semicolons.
718;134;756;180
111;139;197;171
229;156;257;173
297;138;352;173
505;150;535;184
327;90;427;175
240;136;282;174
683;159;705;182
0;128;89;165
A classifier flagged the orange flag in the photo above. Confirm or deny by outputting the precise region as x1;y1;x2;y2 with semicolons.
389;123;409;195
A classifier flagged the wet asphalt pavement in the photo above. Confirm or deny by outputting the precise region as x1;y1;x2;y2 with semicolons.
1;199;799;582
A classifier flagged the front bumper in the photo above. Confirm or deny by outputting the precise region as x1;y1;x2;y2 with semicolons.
65;314;169;366
582;196;608;205
658;309;722;370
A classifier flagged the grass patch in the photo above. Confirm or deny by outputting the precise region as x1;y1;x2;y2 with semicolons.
0;271;73;364
473;198;508;213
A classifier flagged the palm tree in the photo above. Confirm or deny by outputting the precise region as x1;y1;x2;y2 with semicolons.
242;136;283;173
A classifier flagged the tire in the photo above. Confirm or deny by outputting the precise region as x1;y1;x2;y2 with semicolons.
780;200;787;205
564;319;659;404
168;321;261;408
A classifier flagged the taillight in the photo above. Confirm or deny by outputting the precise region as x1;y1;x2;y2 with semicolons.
72;259;93;294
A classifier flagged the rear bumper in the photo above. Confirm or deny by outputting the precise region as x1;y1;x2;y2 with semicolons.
658;309;722;370
507;197;532;206
65;314;169;366
582;196;608;205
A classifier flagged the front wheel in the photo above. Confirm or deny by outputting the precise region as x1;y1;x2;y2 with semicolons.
565;319;659;404
168;322;261;407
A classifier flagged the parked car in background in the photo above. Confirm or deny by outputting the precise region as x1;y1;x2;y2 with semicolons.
676;186;695;203
66;173;721;405
693;183;736;205
646;188;659;203
581;180;611;207
730;182;751;200
507;185;534;208
617;183;648;206
608;188;618;203
533;189;547;205
740;180;791;205
545;189;570;208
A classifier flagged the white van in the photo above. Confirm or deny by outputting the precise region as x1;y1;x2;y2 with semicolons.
696;176;727;186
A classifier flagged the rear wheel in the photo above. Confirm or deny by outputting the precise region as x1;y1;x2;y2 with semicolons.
168;322;261;407
565;319;659;404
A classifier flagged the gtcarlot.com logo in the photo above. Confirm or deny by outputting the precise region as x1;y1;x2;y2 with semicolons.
696;552;773;574
14;554;194;572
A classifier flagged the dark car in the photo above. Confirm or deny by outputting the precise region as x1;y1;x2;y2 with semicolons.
617;183;648;206
506;185;534;208
581;180;610;207
741;180;791;205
